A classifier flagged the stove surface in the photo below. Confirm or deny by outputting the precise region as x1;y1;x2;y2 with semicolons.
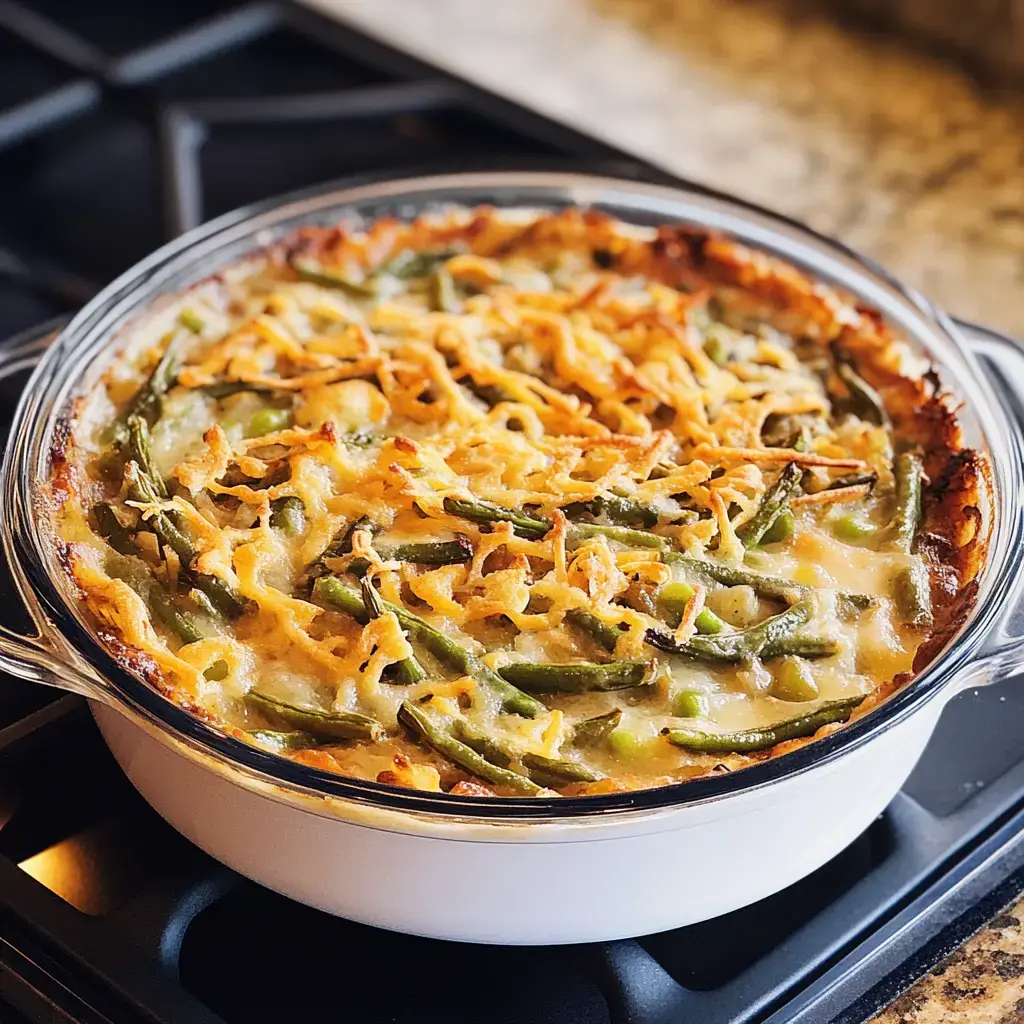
1;3;1023;1022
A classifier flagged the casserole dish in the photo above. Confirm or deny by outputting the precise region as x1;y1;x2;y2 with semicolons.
2;171;1024;943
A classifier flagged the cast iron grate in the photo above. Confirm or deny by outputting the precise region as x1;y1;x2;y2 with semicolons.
0;3;1023;1022
0;0;644;337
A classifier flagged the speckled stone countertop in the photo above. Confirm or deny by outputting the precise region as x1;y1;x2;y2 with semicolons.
304;1;1024;1016
306;0;1024;339
873;904;1024;1022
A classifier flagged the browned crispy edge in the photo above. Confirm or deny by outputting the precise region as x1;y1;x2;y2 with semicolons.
47;205;990;794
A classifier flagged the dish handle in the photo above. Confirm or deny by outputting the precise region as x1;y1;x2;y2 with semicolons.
957;320;1024;690
0;320;109;702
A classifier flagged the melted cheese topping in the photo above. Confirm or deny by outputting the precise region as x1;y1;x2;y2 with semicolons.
57;207;964;798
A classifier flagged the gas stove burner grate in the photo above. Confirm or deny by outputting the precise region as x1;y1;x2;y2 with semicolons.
0;0;656;340
1;4;1023;1022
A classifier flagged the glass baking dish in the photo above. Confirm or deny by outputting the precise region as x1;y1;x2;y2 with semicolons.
1;171;1023;827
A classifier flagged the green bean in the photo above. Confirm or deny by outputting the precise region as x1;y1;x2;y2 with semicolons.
179;309;205;334
760;507;794;545
445;491;663;545
562;495;660;529
567;523;669;550
564;609;623;654
124;462;249;619
397;701;543;794
703;332;729;367
289;256;380;297
452;719;513;768
334;516;378;556
835;360;891;429
124;333;185;428
105;540;206;645
648;461;678;481
663;553;873;616
358;575;382;618
305;516;377;583
762;635;840;660
461;378;514;408
497;660;650;693
203;381;278;398
893;563;932;628
383;249;457;279
737;462;803;547
662;696;863;753
571;708;622;748
245;690;385;742
184;567;244;620
521;752;601;788
248;729;316;751
94;502;137;556
891;452;924;554
270;496;306;536
598;496;662;529
452;706;601;786
380;538;473;565
428;268;459;312
762;414;816;451
442;497;550;539
145;582;205;645
645;600;813;663
836;593;877;616
313;576;545;718
126;415;167;499
348;538;474;577
828;471;878;491
189;588;219;618
124;462;192;562
790;427;811;453
656;581;728;635
359;578;427;686
664;552;798;600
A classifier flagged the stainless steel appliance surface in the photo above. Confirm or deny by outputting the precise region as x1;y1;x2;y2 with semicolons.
1;2;1024;1021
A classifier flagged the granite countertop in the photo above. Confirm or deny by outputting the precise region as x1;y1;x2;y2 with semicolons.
305;1;1024;1016
873;905;1024;1023
307;0;1024;339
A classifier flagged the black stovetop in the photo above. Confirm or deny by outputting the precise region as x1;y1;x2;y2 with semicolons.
2;3;1024;1021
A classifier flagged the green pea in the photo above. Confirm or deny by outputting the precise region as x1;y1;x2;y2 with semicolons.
204;660;229;681
179;309;205;334
832;514;877;544
246;407;293;438
657;582;727;634
770;658;819;702
761;507;794;545
672;689;710;718
609;728;646;761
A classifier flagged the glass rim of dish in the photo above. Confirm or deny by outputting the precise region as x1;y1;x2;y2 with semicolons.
4;169;1022;822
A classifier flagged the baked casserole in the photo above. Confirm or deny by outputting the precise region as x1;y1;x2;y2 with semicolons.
51;207;987;796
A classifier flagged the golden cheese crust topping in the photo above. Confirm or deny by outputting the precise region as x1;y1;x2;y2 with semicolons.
54;207;987;797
